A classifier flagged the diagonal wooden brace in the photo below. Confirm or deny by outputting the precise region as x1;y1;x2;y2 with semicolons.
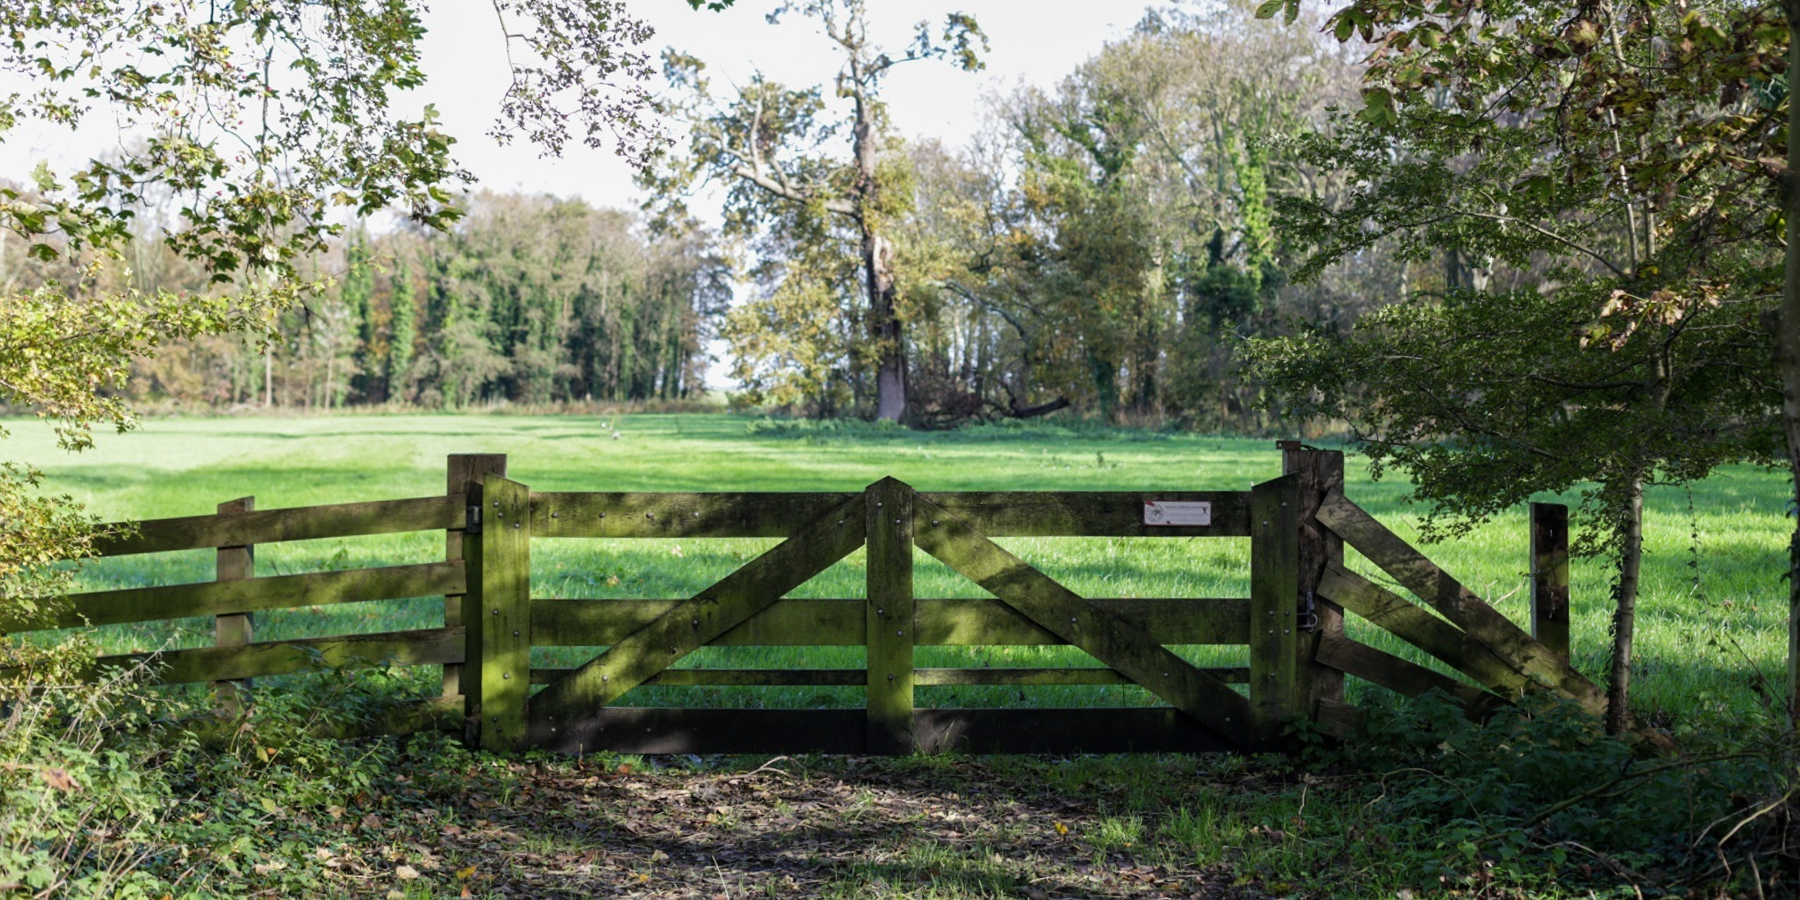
529;495;867;729
912;495;1252;749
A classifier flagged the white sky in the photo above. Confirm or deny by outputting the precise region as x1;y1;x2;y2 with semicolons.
414;0;1145;210
0;1;1147;219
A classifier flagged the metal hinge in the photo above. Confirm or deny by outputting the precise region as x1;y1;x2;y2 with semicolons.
1298;589;1319;632
466;504;482;535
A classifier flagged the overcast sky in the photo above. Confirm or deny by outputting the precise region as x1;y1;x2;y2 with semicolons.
411;0;1146;210
0;1;1147;214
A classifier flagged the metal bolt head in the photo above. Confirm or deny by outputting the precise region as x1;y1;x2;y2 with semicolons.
502;672;510;679
512;629;519;636
493;608;501;616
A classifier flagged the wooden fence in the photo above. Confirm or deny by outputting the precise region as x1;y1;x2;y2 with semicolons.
9;445;1670;754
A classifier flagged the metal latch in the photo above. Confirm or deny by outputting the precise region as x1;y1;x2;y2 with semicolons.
1298;589;1319;632
466;504;482;535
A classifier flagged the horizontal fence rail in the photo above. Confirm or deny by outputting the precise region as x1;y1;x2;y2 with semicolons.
98;627;464;686
5;562;464;632
91;495;465;555
529;597;1252;646
529;490;1254;538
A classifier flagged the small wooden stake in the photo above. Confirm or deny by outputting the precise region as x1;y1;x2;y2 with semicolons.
215;497;254;715
1530;502;1571;661
865;477;915;755
1249;474;1300;749
474;473;531;752
446;454;506;700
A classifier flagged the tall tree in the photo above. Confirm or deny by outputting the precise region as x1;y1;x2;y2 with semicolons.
649;0;986;422
1252;0;1785;732
0;0;667;611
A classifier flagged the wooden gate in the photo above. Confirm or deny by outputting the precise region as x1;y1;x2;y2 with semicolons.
23;444;1669;755
463;475;1309;755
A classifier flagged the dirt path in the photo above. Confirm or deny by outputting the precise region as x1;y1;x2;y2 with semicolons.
319;754;1283;899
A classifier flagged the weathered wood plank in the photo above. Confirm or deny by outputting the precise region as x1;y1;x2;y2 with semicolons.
1530;502;1571;661
215;496;255;714
529;707;1239;755
916;491;1252;537
866;478;916;754
531;667;868;686
531;597;1251;647
445;454;506;700
103;628;464;685
913;495;1253;749
1249;474;1301;747
1283;444;1348;717
1318;564;1529;696
5;562;465;632
529;492;857;538
915;667;1249;686
92;495;465;556
528;497;868;728
529;490;1253;538
476;475;533;752
526;666;1250;687
1313;633;1501;712
1313;698;1364;739
1315;492;1610;715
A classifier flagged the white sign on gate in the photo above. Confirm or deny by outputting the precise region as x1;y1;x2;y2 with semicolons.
1143;500;1212;527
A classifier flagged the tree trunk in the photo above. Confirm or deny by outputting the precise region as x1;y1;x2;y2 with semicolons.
1783;0;1800;733
1605;476;1645;735
865;229;906;422
851;65;906;424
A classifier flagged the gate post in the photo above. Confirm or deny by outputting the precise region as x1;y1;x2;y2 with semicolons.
215;496;255;715
1280;442;1347;718
1250;474;1301;749
866;477;916;754
1530;502;1571;661
446;454;507;703
468;472;532;752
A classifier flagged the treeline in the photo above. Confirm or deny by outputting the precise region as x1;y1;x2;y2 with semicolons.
658;2;1390;430
5;192;729;410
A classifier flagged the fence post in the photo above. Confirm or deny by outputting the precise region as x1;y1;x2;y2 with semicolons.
445;454;507;705
469;472;532;752
1250;474;1301;749
1530;502;1571;661
215;496;255;715
1280;442;1347;718
865;477;915;754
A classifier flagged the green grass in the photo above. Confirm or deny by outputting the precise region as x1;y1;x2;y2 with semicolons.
11;411;1791;730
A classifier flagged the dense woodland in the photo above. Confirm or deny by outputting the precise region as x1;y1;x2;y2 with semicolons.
0;3;1399;431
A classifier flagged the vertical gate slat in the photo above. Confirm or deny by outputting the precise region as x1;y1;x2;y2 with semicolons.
1250;474;1300;748
1530;502;1571;661
866;478;915;755
1283;444;1347;717
446;454;507;701
474;474;532;752
215;496;255;715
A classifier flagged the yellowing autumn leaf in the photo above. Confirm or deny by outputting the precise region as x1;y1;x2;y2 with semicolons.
1053;821;1069;836
456;866;477;880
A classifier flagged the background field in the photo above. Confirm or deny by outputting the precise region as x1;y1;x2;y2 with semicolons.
17;411;1790;728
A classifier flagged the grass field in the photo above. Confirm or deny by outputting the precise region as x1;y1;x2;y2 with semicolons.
15;411;1792;731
